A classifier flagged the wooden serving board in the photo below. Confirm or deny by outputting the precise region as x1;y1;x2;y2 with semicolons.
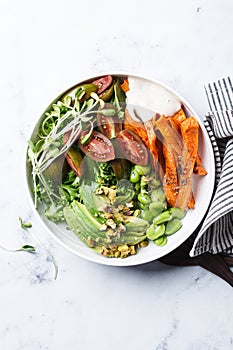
158;232;233;287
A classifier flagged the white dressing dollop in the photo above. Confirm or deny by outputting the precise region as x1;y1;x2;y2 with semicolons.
126;76;181;121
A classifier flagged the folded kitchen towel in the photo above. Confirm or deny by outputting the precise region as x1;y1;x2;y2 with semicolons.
190;76;233;257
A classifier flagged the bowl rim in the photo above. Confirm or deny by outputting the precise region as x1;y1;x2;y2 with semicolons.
24;71;216;266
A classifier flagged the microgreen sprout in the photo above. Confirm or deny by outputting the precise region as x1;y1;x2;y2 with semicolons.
18;217;58;280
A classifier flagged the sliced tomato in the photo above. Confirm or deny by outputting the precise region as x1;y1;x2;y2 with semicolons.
78;130;115;162
116;130;148;165
91;75;113;94
66;147;83;177
97;103;122;139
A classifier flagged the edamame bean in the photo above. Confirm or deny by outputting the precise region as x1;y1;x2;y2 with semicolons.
138;202;147;210
169;207;186;219
134;165;151;175
153;235;167;246
150;178;161;188
151;188;166;203
140;210;154;223
133;209;140;217
153;210;172;225
146;224;165;240
165;219;182;235
138;193;150;205
130;168;140;183
149;202;165;217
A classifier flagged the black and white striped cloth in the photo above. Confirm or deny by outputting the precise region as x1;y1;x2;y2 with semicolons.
190;76;233;257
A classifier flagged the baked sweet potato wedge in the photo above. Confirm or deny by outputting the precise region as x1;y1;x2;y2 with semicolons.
176;116;199;210
168;108;187;132
153;114;183;159
162;144;179;207
123;109;148;146
144;119;159;173
194;154;208;176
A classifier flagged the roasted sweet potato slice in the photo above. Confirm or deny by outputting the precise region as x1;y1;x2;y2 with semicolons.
172;108;187;122
144;120;159;173
170;109;207;177
153;114;183;201
162;144;179;207
188;192;195;209
176;116;199;210
194;154;208;176
123;109;148;146
168;108;187;132
153;115;183;159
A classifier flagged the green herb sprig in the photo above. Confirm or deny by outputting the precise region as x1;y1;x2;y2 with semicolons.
19;217;58;280
0;218;35;254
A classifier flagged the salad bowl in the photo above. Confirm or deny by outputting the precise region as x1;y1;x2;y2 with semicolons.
26;73;215;266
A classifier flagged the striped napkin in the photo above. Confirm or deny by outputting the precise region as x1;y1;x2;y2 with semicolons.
190;76;233;257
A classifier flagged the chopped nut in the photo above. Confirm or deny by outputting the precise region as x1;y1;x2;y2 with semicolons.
114;213;124;222
140;240;149;248
120;251;130;258
99;224;107;231
129;246;136;255
95;187;104;195
106;219;116;229
126;202;134;208
103;187;109;195
106;229;114;237
102;247;109;256
87;237;95;247
104;212;113;219
118;224;126;232
118;244;129;253
107;188;116;203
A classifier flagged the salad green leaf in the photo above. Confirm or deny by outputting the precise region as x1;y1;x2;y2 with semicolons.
114;179;135;206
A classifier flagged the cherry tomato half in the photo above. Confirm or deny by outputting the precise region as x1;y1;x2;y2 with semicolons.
116;130;148;165
97;103;122;139
78;130;115;162
91;75;113;94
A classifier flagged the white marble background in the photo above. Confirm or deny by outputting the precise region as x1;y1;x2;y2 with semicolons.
0;0;233;349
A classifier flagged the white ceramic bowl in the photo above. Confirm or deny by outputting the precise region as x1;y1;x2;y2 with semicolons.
26;73;215;266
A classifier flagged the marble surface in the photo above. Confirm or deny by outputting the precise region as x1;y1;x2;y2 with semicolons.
0;0;233;349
